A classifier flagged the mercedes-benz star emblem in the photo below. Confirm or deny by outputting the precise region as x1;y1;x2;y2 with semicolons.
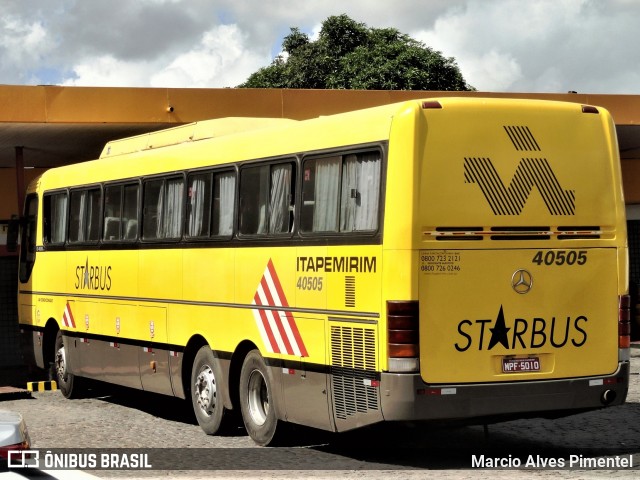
511;269;533;294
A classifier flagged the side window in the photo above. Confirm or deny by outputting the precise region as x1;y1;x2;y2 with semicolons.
186;170;236;239
301;156;340;232
142;176;184;240
340;152;381;231
239;162;293;235
103;183;139;241
19;194;38;283
43;192;68;244
301;151;381;233
69;187;102;243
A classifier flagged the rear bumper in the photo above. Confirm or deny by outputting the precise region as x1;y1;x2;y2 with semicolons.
380;362;630;422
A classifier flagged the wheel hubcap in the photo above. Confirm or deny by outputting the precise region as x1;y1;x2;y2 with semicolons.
247;369;269;426
195;365;216;416
55;345;67;382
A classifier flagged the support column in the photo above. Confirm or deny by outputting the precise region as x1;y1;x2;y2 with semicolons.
15;146;25;213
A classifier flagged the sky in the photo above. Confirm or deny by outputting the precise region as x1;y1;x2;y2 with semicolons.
2;0;639;94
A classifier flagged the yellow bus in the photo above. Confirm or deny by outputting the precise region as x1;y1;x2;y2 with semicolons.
17;98;631;446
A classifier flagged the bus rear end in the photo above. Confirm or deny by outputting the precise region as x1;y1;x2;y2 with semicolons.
382;98;629;423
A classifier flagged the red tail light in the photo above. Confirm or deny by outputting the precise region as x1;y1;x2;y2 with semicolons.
387;300;419;372
619;295;631;349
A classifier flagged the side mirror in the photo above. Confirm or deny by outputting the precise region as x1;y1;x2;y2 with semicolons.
6;216;20;252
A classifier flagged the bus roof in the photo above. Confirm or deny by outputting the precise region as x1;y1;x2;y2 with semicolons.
33;97;614;194
99;117;299;159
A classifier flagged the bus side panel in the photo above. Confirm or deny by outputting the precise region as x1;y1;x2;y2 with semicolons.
100;302;142;390
281;246;332;430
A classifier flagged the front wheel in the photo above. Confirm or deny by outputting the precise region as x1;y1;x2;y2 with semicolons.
239;350;284;446
54;331;83;399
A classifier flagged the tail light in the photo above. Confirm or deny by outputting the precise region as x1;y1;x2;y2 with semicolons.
387;300;419;373
619;294;631;349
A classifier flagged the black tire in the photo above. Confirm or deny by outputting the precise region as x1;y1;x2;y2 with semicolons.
191;346;230;435
239;349;283;446
54;330;83;399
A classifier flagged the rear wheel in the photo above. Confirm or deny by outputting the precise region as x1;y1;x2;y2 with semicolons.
191;346;230;435
239;349;283;446
54;330;83;399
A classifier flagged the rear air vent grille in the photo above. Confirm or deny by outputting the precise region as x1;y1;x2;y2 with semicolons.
330;325;378;420
425;226;603;241
432;227;483;241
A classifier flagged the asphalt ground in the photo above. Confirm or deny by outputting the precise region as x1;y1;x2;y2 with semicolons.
0;347;638;480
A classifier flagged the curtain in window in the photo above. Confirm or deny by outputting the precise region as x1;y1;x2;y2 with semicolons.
215;172;235;236
76;191;87;241
340;153;381;231
269;165;291;233
188;177;206;236
155;183;164;238
123;185;139;240
164;179;184;238
155;179;184;238
51;195;67;243
86;190;100;241
312;157;340;232
255;166;270;234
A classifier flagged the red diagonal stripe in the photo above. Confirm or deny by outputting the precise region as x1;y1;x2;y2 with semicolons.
265;259;308;357
267;259;289;307
289;319;308;356
65;302;76;328
260;276;294;355
254;291;280;354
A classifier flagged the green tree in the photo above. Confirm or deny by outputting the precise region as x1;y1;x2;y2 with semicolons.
239;14;473;90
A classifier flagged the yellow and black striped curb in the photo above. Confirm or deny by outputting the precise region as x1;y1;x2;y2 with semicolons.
27;380;58;392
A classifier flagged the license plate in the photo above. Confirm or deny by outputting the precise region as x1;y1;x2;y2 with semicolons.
502;357;540;373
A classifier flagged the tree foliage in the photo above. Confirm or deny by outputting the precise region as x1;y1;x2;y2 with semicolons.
239;14;473;90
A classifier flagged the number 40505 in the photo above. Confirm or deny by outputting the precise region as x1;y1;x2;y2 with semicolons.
532;250;587;266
